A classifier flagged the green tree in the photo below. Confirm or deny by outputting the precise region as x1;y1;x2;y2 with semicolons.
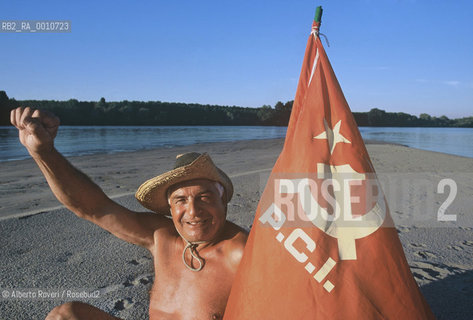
284;100;293;111
367;108;387;126
0;91;12;125
274;101;284;111
419;113;431;121
257;105;274;123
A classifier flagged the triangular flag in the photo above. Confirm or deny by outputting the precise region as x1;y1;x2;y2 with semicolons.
224;18;435;319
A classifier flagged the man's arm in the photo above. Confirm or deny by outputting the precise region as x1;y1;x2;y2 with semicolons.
10;107;165;250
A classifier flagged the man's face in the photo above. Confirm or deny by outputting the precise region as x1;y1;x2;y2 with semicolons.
168;179;226;242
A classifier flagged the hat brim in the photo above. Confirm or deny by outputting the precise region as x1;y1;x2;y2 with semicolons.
135;153;233;215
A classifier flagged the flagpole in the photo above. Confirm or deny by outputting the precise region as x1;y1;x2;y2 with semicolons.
313;6;323;36
314;6;323;23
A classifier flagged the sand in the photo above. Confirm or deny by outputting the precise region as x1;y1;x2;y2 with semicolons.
0;138;472;319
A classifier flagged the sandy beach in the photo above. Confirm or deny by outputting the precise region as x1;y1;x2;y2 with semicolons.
1;138;472;319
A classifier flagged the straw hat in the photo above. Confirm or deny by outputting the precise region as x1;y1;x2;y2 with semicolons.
135;152;233;215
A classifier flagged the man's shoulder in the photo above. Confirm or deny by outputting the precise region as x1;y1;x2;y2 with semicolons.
220;221;248;270
149;214;178;238
223;221;248;245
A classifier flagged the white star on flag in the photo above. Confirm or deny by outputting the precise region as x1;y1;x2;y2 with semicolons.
313;119;351;154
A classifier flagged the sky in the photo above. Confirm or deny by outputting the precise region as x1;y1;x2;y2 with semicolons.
1;0;472;118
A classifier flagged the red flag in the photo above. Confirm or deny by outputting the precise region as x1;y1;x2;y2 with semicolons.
224;21;435;319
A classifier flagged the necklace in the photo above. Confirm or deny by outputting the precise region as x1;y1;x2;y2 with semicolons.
175;228;207;272
182;239;206;271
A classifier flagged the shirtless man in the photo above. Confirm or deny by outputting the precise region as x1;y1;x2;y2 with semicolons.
10;107;248;320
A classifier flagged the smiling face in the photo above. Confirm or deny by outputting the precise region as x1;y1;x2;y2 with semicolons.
168;179;227;243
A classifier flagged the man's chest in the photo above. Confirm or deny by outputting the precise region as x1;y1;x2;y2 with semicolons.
149;248;233;318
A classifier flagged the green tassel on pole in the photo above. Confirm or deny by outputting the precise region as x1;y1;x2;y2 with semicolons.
314;6;323;23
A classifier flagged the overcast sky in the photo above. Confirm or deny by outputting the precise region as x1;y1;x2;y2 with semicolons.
1;0;472;118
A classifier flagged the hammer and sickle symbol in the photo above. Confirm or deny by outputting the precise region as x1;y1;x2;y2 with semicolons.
296;163;386;260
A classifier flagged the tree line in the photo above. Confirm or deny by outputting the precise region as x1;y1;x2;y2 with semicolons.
1;91;472;127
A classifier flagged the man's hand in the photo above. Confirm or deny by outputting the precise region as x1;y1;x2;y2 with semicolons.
10;107;60;155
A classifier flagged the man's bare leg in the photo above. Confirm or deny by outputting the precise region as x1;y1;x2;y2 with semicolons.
45;301;122;320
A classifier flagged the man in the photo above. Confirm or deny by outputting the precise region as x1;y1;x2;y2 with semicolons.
10;107;248;320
